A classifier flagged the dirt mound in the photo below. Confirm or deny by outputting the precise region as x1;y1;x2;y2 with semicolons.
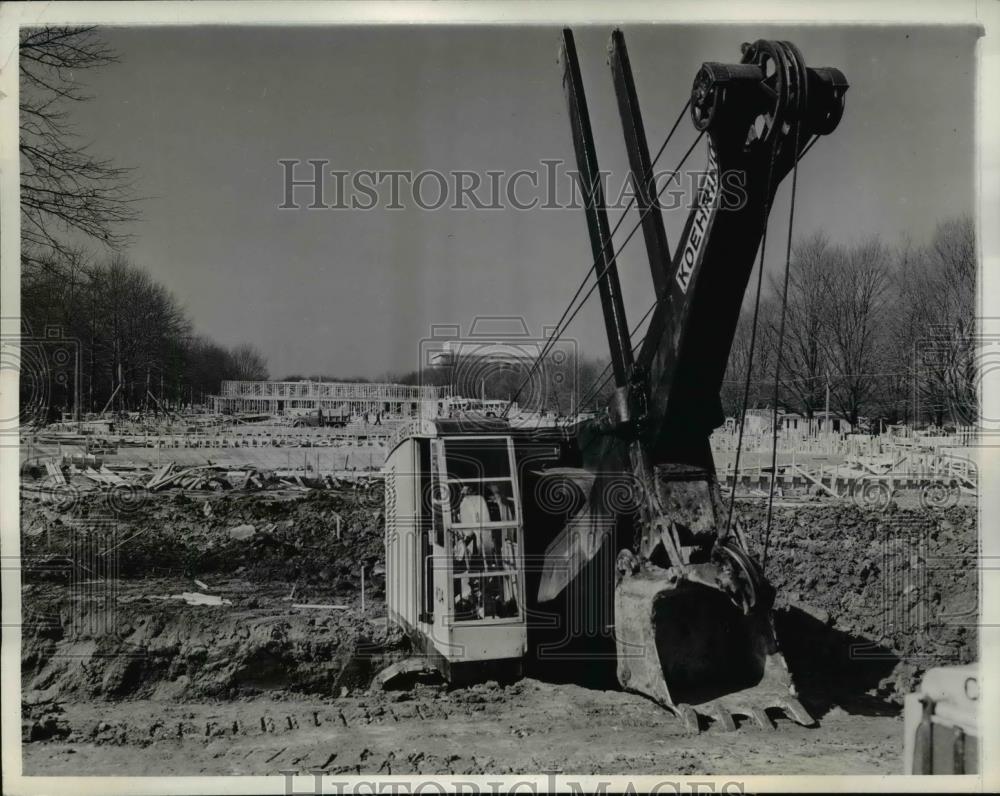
21;484;400;702
21;485;386;595
22;584;408;702
738;502;977;704
21;696;71;742
21;482;977;710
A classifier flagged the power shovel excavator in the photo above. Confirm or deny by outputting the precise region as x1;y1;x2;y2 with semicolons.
533;30;847;730
382;28;847;731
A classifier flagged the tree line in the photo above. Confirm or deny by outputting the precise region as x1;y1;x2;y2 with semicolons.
406;217;976;430
22;254;269;421
720;216;976;430
387;353;612;416
19;27;268;422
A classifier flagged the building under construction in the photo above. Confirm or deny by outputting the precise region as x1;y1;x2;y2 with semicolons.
210;380;452;418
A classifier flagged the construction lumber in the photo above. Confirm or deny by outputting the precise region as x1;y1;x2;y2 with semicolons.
44;462;66;485
148;464;211;491
99;465;127;486
146;463;176;489
791;463;842;499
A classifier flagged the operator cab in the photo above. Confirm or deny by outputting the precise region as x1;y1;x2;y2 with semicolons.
383;417;566;683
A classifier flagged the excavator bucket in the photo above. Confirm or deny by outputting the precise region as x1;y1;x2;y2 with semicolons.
614;565;814;731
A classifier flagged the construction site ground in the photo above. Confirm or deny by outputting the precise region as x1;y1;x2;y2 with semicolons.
25;672;903;776
19;456;978;776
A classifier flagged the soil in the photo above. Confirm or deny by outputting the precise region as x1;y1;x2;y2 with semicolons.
18;484;978;776
742;501;978;704
23;684;903;777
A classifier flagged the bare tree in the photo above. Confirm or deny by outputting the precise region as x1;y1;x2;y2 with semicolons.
90;257;190;409
721;296;779;419
19;26;139;274
897;217;976;426
767;233;835;419
181;336;236;406
820;236;893;425
229;343;270;382
576;354;615;413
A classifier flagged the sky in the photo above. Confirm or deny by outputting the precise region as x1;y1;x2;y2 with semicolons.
61;23;979;378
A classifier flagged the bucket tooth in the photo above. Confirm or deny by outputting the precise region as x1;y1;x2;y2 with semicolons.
674;704;701;733
778;697;816;728
750;706;775;730
713;705;737;732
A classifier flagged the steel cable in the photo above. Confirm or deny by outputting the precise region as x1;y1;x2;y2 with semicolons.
504;128;705;420
501;99;693;418
762;116;805;571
